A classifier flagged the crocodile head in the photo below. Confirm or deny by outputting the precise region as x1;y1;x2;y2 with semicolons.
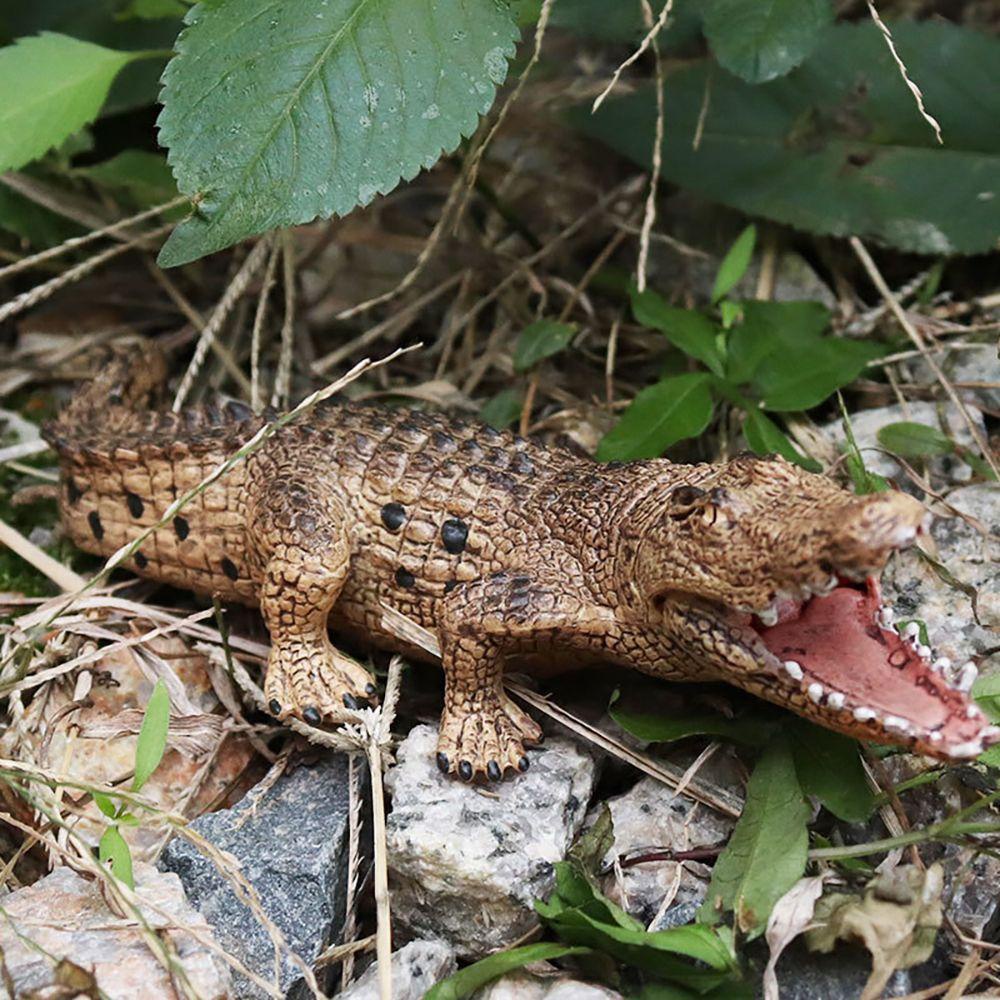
632;453;997;761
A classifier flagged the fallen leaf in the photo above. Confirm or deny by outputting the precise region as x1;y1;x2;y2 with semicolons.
763;874;830;1000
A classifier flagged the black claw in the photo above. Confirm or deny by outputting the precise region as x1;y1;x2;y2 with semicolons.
458;760;473;782
535;732;545;744
365;683;377;697
268;699;282;715
303;706;321;725
436;752;450;773
517;755;530;773
343;693;361;710
486;760;502;782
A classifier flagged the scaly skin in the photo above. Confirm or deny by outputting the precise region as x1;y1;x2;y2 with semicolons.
43;340;998;781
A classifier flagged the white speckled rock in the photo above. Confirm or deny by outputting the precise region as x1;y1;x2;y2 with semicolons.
882;483;999;663
339;939;456;1000
911;344;1000;412
590;776;735;931
385;725;596;959
0;864;230;1000
475;972;624;998
823;401;985;484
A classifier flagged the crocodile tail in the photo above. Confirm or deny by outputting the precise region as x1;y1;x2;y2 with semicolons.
42;337;169;453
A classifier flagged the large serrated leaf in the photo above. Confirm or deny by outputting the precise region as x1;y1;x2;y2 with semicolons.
574;21;1000;255
157;0;518;266
0;33;135;172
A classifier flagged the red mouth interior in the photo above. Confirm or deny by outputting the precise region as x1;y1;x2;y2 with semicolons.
750;578;952;728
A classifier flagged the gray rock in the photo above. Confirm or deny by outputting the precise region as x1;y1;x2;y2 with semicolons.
911;343;1000;412
823;401;985;484
0;863;230;999
882;483;999;663
589;776;734;931
160;752;363;999
476;972;624;998
385;724;596;959
339;939;456;1000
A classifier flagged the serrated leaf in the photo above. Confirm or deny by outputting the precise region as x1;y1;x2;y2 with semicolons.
743;410;818;471
699;739;810;938
480;388;523;430
513;320;577;372
877;421;954;458
575;22;1000;254
98;825;135;888
754;338;882;412
132;679;169;793
0;33;136;172
157;0;518;266
597;372;714;461
787;719;874;823
712;225;756;303
704;0;832;84
632;289;725;377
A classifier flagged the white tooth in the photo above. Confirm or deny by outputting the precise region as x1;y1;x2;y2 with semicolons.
949;739;983;759
757;606;778;627
982;726;1000;741
883;715;910;732
877;607;895;628
827;692;846;710
932;657;951;673
807;682;824;704
966;705;981;719
853;707;877;722
915;644;931;660
902;622;921;639
783;660;804;681
929;731;943;743
956;662;978;692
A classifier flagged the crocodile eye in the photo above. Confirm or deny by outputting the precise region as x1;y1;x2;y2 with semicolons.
667;485;708;520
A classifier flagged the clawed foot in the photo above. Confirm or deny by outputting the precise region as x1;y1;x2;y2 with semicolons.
436;694;543;783
264;639;377;726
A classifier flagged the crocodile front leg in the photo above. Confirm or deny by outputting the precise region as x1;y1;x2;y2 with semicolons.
247;478;375;725
436;571;616;782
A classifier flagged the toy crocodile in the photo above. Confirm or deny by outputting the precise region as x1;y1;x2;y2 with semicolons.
42;339;997;781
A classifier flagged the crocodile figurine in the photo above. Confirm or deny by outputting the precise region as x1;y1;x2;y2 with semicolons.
42;339;998;781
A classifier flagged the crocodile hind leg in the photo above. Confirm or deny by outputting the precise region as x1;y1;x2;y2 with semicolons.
436;571;616;782
247;479;374;725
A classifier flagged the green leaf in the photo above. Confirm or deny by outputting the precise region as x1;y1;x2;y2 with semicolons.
699;739;810;938
575;22;1000;254
610;690;777;747
631;289;725;377
876;422;954;459
743;409;819;471
513;320;577;372
704;0;832;84
425;942;591;1000
98;825;134;889
132;679;170;793
839;399;891;495
93;792;119;820
597;373;714;461
726;301;829;386
787;719;875;823
0;33;136;172
568;804;615;879
119;0;189;18
157;0;518;266
754;337;882;412
711;225;756;303
74;150;179;209
480;389;523;430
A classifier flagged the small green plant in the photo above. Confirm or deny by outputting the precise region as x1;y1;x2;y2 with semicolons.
94;678;170;888
597;226;884;465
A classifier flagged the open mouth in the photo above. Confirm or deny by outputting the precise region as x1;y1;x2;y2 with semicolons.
735;576;998;760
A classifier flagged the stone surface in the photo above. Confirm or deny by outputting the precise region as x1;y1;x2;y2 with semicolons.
0;863;230;999
385;724;596;959
822;401;985;484
589;776;735;932
911;343;1000;412
882;483;999;663
475;973;624;998
160;752;362;999
339;939;456;1000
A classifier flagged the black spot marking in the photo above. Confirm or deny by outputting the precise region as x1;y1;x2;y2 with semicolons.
343;693;361;710
87;511;104;541
220;557;239;581
365;683;377;697
125;491;144;519
134;551;148;570
444;579;458;593
441;518;469;554
511;452;534;475
395;567;415;589
66;478;82;504
173;516;190;540
225;399;254;421
380;502;406;531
